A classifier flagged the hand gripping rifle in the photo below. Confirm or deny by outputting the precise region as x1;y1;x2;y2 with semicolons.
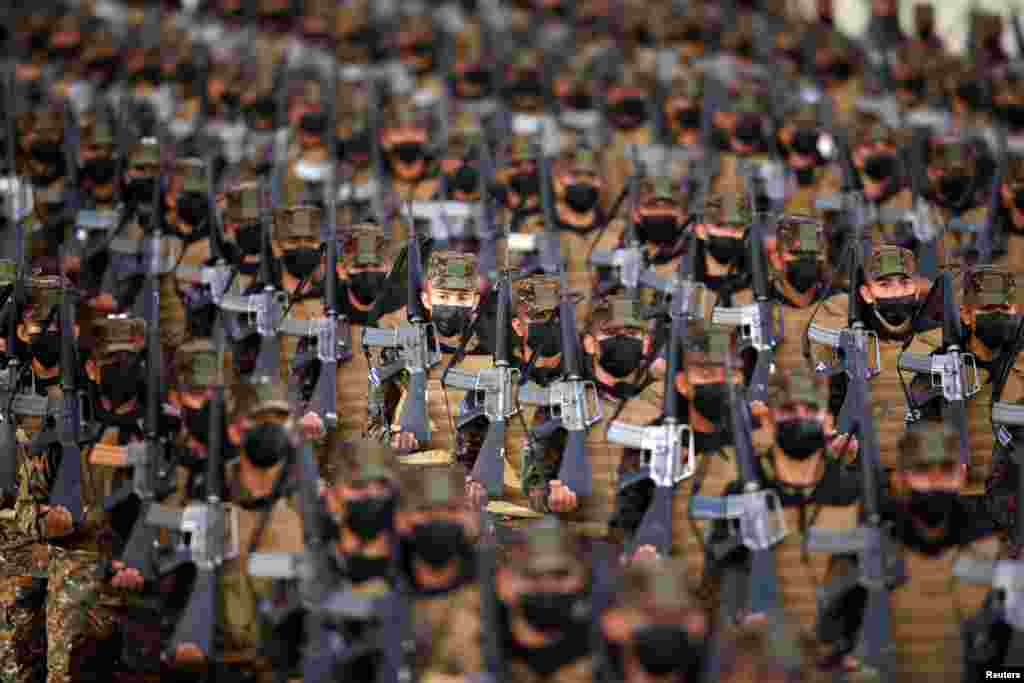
441;269;519;498
711;176;783;403
689;331;787;622
146;310;228;665
954;400;1024;669
604;259;699;556
361;215;440;446
896;270;979;468
804;216;905;682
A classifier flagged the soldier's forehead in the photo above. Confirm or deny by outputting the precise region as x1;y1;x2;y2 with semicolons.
433;286;475;296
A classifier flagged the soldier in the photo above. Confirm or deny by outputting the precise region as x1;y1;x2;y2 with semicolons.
380;105;441;202
367;250;492;456
711;92;775;198
169;158;214;252
997;155;1024;271
806;245;939;470
598;559;709;683
170;380;305;682
510;275;564;387
322;438;402;586
692;193;753;305
923;136;990;264
776;106;843;211
397;465;483;679
550;147;609;292
494;136;543;233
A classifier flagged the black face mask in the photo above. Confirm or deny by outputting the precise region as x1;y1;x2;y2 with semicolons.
432;304;472;338
599;336;645;379
776;418;826;460
346;495;396;542
339;133;372;163
864;153;896;181
509;172;540;198
349;271;387;306
565;92;593;111
448;164;479;195
243;422;293;469
786;258;820;294
706;234;744;265
874;294;917;327
411;520;468;568
734;116;762;146
693;382;728;422
31;141;65;168
506;80;544;102
792;129;820;157
897;76;925;96
31;334;61;368
81;158;118;185
1015;188;1024;210
677;107;702;130
956;82;985;109
938;173;971;205
100;358;140;408
909;490;957;527
633;624;699;676
564;184;599;213
520;591;583;632
125;176;158;207
526;319;561;358
609;98;647;130
346;553;391;583
794;167;817;187
829;61;853;81
282;247;321;280
176;192;209;230
638;215;681;245
391;143;425;165
237;221;263;255
999;104;1024;129
974;312;1019;350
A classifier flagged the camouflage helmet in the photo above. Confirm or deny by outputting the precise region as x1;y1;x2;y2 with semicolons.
766;368;826;408
334;438;396;485
702;193;752;228
93;316;146;359
570;146;600;176
244;378;290;419
129;138;160;169
426;251;478;292
80;116;116;148
521;518;583;575
177;158;208;194
682;322;742;368
401;464;468;511
863;245;916;281
962;267;1023;307
225;182;262;224
776;214;823;256
619;558;696;611
21;276;64;322
899;425;959;469
513;275;560;320
507;135;535;164
342;222;389;267
274;205;321;241
175;339;220;391
928;137;977;175
589;296;648;333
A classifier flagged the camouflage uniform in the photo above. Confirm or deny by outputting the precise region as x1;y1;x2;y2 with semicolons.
366;251;491;458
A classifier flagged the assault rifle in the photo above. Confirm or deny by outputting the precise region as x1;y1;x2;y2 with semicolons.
441;268;518;497
146;309;228;665
805;214;904;682
361;215;440;446
897;270;979;468
711;170;783;402
605;256;700;556
689;330;787;622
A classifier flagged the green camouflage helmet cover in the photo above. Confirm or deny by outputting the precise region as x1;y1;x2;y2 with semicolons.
899;425;959;469
962;267;1023;306
863;245;916;281
513;275;560;319
426;251;478;292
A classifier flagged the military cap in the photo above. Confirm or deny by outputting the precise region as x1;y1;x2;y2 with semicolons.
177;158;208;194
426;251;478;292
22;276;64;322
343;222;389;267
929;137;976;173
619;558;695;610
403;465;468;510
129;138;160;169
766;368;825;408
645;176;677;202
864;245;916;281
225;183;262;223
93;316;146;358
899;425;959;469
962;267;1022;306
671;67;704;101
522;518;582;575
914;3;935;24
590;296;648;332
776;214;823;255
572;147;600;175
81;117;116;147
340;438;396;484
274;205;321;241
513;275;560;319
246;378;290;418
683;322;741;368
703;193;752;227
0;260;15;287
507;136;535;163
175;340;220;390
